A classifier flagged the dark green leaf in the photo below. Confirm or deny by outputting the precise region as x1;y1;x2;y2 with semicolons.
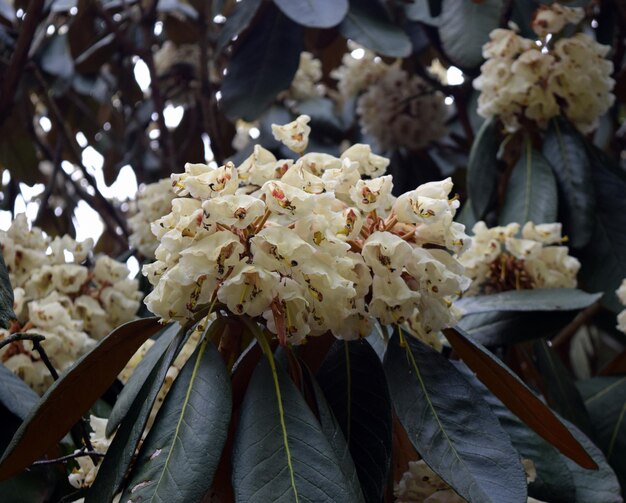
301;362;365;503
468;118;500;219
0;465;59;503
0;254;15;329
0;364;39;420
0;318;163;481
232;354;363;502
578;146;626;313
273;0;347;28
455;289;601;315
340;0;412;58
499;140;558;225
38;33;74;80
443;327;597;469
438;0;503;68
457;310;574;346
578;376;626;491
533;340;594;438
106;322;183;436
216;0;262;54
316;340;392;503
220;6;303;121
384;333;527;503
405;1;440;26
85;330;185;503
121;339;231;503
157;0;198;19
542;118;595;249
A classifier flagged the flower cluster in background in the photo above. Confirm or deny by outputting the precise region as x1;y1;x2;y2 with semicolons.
281;51;324;102
332;43;447;151
143;115;470;349
458;221;580;296
0;215;142;393
474;3;614;133
128;178;176;258
617;279;626;334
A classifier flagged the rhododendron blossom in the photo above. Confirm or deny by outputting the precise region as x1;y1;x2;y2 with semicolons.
143;116;470;347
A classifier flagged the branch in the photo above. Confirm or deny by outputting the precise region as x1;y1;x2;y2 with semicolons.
0;0;46;126
31;448;105;466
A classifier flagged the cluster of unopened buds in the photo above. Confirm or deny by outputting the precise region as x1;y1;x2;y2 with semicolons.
474;3;614;133
0;215;142;393
458;221;580;296
144;115;470;349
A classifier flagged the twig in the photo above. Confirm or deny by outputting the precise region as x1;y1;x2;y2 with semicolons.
0;332;45;351
0;0;46;126
31;448;105;466
552;302;603;349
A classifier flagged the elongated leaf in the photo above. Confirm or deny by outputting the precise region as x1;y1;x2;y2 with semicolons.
468;118;500;219
578;376;626;490
106;322;182;436
458;310;573;346
0;364;39;420
316;340;392;503
442;327;597;469
456;289;601;315
121;339;232;502
579;146;626;313
438;0;502;68
38;33;74;80
340;0;412;58
542;118;595;249
220;5;303;121
85;330;185;503
0;318;162;480
273;0;347;28
533;340;594;438
384;333;527;503
301;363;365;503
499;140;558;225
232;355;362;502
216;0;262;54
0;254;15;329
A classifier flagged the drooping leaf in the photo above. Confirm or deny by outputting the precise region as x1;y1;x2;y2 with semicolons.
578;376;626;491
316;340;392;503
120;339;232;503
232;354;363;502
442;327;597;469
216;0;262;54
85;329;186;503
499;140;558;225
438;0;503;68
533;340;594;438
301;362;365;503
340;0;412;58
578;145;626;313
0;317;162;481
455;289;601;315
106;322;183;436
273;0;348;28
384;332;527;503
0;363;39;420
457;310;574;346
38;33;75;80
220;5;303;121
467;118;500;220
0;254;15;329
542;118;595;249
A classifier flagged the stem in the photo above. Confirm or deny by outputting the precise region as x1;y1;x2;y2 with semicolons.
31;448;105;466
552;302;602;349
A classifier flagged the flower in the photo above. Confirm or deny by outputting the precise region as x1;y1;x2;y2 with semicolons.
617;279;626;334
271;115;311;154
283;52;324;101
474;9;614;133
143;116;470;348
458;221;580;295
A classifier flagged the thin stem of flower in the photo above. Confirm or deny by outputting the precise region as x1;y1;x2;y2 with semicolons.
383;215;398;232
31;448;105;466
254;208;272;234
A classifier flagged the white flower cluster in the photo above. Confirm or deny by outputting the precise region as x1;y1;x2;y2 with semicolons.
331;43;447;151
0;215;142;393
616;280;626;334
474;4;614;133
394;459;544;503
458;221;580;296
68;415;111;490
143;115;470;347
154;41;200;77
128;179;176;258
282;51;324;102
